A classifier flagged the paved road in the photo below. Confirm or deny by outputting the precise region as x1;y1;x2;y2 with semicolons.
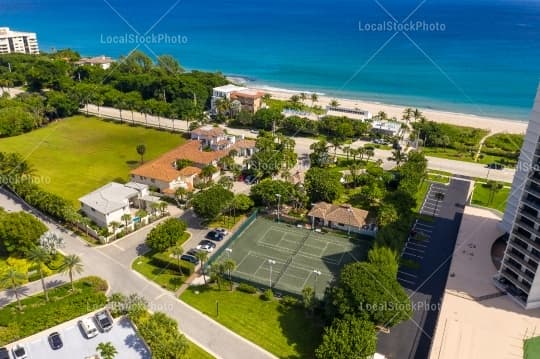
0;189;276;359
377;179;471;359
84;105;515;183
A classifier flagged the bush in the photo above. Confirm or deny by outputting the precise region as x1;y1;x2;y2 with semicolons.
152;251;195;276
280;295;299;307
261;289;274;301
237;283;257;294
146;218;188;252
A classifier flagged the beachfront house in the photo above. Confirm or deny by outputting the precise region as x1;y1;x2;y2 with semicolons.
371;120;403;137
211;85;264;114
79;182;157;229
326;105;372;120
308;202;375;234
74;55;114;70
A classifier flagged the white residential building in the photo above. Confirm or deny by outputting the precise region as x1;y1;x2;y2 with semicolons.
0;27;39;54
326;106;372;120
79;182;156;228
74;55;114;70
211;85;264;114
371;120;402;137
495;84;540;309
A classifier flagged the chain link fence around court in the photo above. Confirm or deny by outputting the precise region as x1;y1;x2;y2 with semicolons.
209;216;371;299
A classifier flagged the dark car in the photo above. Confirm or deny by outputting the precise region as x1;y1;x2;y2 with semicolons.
199;240;217;248
487;163;504;170
48;332;63;350
180;254;200;265
0;347;9;359
205;231;224;241
95;310;113;332
187;248;202;256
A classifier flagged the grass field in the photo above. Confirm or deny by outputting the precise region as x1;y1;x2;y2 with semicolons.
181;285;322;359
0;116;184;205
132;252;184;291
211;217;371;298
471;183;511;212
188;341;215;359
524;336;540;359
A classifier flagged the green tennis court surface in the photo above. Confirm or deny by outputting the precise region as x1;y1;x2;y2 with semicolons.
212;217;371;298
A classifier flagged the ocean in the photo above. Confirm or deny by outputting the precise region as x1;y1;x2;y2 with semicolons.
2;0;540;120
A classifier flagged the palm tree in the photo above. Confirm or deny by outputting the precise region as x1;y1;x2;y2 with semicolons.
97;342;118;359
413;108;422;123
109;221;121;239
174;187;187;206
403;107;413;123
342;146;351;161
158;201;168;215
329;99;339;108
0;267;26;311
201;165;218;184
210;262;225;290
79;216;92;236
388;149;406;167
357;147;366;162
299;92;307;104
310;93;318;107
26;246;52;301
136;144;146;164
60;254;84;291
365;148;375;162
289;95;301;107
150;202;161;216
171;245;184;277
195;251;209;285
487;180;503;205
218;176;233;190
121;213;131;229
433;192;445;216
377;111;388;121
262;93;272;105
222;259;237;290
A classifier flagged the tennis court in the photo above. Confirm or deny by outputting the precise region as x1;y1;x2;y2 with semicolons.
212;216;371;298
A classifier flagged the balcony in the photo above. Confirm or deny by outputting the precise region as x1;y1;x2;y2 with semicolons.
513;222;540;246
509;242;540;263
500;270;531;294
519;210;539;224
526;184;540;199
523;197;540;212
506;251;538;273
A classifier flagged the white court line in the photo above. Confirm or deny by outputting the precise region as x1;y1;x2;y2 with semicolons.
398;277;416;285
234;250;252;270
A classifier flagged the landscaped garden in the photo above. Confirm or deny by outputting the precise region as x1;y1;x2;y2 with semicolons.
480;133;523;167
181;284;323;359
0;115;184;204
0;276;108;345
471;181;511;212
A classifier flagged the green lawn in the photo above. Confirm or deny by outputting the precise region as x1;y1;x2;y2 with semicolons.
181;285;323;359
0;253;64;289
188;341;215;359
414;181;430;213
471;183;511;212
422;147;477;163
132;251;185;291
427;173;450;184
524;336;540;359
0;276;108;345
0;116;184;205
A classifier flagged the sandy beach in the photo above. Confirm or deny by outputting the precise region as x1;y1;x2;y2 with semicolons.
252;86;529;135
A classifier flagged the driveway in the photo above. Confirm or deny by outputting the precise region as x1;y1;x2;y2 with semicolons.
0;189;276;359
377;179;471;359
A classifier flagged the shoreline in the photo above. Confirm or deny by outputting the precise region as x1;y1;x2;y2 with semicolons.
246;84;529;135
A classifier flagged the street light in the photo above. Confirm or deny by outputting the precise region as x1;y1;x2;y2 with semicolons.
268;259;276;288
310;203;317;231
347;207;353;236
313;269;322;297
225;248;232;259
275;194;282;222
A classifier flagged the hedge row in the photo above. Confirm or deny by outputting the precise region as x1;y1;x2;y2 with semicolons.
152;251;195;276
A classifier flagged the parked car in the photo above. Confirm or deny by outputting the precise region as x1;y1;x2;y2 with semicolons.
199;240;216;248
0;347;9;359
249;129;259;134
214;228;229;236
205;231;224;241
196;243;213;253
11;345;27;359
487;163;504;170
187;248;202;256
78;318;99;338
95;310;113;332
180;254;200;265
48;332;63;350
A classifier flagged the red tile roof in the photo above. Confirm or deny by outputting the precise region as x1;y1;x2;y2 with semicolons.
308;202;369;228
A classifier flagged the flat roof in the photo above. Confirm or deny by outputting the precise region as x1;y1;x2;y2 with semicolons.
213;84;248;93
79;182;138;214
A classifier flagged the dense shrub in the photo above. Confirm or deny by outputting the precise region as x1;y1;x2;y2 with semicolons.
152;251;195;276
237;283;257;294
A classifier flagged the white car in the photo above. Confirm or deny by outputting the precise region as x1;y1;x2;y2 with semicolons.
196;244;214;253
215;228;229;236
12;345;27;359
78;318;99;338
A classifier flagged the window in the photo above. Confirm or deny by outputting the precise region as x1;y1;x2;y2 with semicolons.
91;208;95;212
338;223;344;226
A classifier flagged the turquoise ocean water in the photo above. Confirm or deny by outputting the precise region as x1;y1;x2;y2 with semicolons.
2;0;540;120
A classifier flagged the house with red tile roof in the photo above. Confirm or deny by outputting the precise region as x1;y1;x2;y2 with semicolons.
308;202;375;234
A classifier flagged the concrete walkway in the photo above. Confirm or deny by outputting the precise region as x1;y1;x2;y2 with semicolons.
0;189;276;359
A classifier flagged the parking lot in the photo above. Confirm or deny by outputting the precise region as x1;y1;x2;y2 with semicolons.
6;315;150;359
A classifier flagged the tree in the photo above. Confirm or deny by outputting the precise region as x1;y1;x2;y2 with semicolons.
210;261;226;290
146;218;188;252
195;251;209;285
156;54;184;75
332;262;411;327
136;144;146;164
171;245;184;276
222;259;236;290
0;211;48;255
388;149;406;167
0;267;26;311
377;203;399;227
230;194;254;216
26;246;52;301
60;254;84;291
486;180;503;205
250;179;299;207
315;316;377;359
121;213;132;229
403;107;413;123
329;99;339;107
174;187;187;206
311;93;318;107
309;140;331;168
201;165;218;184
109;221;121;239
218;175;233;190
191;185;234;221
304;168;343;203
302;286;315;314
96;342;117;359
368;245;399;277
135;311;188;359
